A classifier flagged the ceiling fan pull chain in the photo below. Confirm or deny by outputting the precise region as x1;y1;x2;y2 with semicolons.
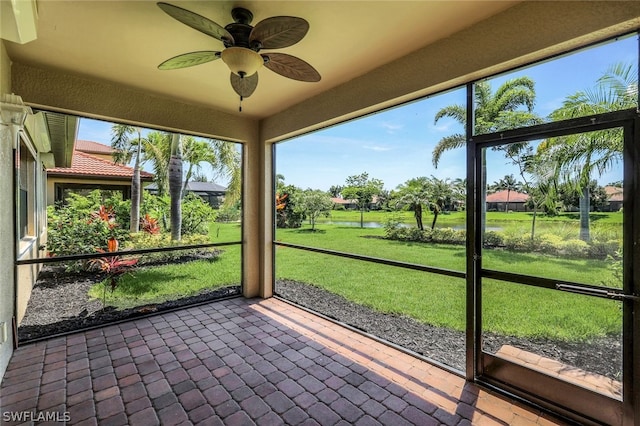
239;96;243;112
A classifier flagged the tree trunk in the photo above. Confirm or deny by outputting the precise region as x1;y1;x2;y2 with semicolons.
531;201;537;241
431;207;439;230
130;139;142;233
415;205;423;231
169;134;183;241
360;206;364;228
505;189;510;212
579;186;590;242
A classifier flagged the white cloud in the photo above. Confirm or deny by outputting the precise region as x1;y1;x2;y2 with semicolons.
380;121;403;134
362;145;392;152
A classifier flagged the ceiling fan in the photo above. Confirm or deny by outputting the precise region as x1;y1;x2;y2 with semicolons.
157;2;321;111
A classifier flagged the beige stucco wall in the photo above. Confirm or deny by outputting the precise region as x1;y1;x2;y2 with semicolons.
0;39;14;379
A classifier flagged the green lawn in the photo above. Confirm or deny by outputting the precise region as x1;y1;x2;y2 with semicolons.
275;223;621;341
89;216;622;342
88;223;242;309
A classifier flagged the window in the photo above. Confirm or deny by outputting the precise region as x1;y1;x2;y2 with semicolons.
17;136;36;239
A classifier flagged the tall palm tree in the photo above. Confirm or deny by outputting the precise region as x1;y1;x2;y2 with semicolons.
168;133;183;241
432;77;541;167
542;62;636;241
111;124;148;232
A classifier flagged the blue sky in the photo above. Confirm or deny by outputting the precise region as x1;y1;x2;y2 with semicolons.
78;34;637;191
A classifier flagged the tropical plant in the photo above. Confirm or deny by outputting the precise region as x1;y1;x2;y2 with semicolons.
342;172;384;228
181;193;217;235
90;238;138;306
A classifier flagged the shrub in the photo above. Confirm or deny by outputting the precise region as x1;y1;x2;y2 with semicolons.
483;231;504;247
430;228;465;244
127;233;216;265
587;240;620;259
216;205;241;222
537;234;564;254
181;193;217;235
559;239;588;257
46;191;130;270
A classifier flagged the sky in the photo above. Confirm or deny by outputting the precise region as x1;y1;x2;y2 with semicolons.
77;34;637;191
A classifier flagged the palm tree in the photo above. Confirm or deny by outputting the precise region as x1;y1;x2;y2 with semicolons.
427;176;453;230
542;62;636;241
394;177;430;230
111;124;148;233
432;77;541;167
168;133;183;241
142;131;171;197
491;174;523;212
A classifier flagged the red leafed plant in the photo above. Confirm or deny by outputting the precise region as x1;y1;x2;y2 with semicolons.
91;238;138;305
140;214;160;234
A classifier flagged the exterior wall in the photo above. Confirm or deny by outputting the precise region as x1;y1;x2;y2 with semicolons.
46;176;132;205
0;39;14;379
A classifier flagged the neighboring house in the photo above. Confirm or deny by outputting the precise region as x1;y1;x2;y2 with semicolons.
146;181;227;207
604;186;623;212
46;140;154;205
331;196;381;210
486;190;529;212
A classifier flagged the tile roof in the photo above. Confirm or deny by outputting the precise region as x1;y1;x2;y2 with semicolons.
604;186;623;202
47;151;153;180
76;140;115;154
485;190;529;203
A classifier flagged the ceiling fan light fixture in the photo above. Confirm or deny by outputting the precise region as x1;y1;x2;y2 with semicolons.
221;47;263;77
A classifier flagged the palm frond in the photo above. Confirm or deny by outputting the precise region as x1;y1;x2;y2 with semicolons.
432;134;465;168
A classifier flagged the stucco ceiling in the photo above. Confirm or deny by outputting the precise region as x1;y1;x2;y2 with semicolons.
5;1;520;119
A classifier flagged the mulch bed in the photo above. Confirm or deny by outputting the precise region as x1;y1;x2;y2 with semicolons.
18;263;241;342
275;279;622;381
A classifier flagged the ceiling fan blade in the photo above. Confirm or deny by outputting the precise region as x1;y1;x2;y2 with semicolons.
157;2;234;44
158;51;220;70
250;16;309;49
264;53;320;82
230;72;259;98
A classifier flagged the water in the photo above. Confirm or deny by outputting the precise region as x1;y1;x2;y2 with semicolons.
315;220;502;231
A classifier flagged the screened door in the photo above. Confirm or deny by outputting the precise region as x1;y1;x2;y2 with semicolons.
469;112;638;425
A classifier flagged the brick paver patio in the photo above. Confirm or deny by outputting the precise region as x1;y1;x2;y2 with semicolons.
0;297;565;425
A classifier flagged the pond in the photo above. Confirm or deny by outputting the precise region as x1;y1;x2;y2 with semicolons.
316;220;503;231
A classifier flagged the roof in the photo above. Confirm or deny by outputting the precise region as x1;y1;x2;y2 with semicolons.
604;186;623;202
76;140;115;155
486;190;529;203
47;151;153;180
146;181;227;193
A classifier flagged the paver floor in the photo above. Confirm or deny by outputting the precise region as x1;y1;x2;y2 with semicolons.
0;297;566;425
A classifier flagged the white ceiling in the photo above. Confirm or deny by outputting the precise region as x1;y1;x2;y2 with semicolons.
5;1;520;119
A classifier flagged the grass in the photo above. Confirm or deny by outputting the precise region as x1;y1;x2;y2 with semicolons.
88;215;621;342
88;225;242;309
276;223;621;341
322;209;623;226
